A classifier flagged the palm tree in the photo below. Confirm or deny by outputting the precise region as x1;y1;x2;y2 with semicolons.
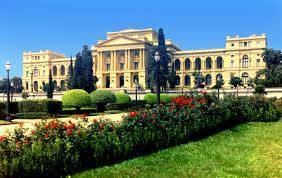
246;78;255;96
212;79;224;98
229;77;243;97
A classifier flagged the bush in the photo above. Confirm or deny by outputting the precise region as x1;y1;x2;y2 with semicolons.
274;97;282;116
115;92;131;104
61;107;97;115
143;93;176;104
18;99;62;114
90;90;116;112
0;103;6;120
0;93;280;177
62;89;92;111
16;112;50;119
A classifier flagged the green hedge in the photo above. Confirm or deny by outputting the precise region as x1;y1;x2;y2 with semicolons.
62;89;92;111
0;103;6;120
16;112;50;119
18;99;62;114
90;90;117;112
115;92;131;104
143;93;176;104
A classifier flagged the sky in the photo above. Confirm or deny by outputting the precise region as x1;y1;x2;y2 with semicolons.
0;0;281;78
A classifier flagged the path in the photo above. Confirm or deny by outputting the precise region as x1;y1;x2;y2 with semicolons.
0;113;125;136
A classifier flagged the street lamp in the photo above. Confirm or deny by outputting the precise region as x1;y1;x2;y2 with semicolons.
134;78;139;108
11;81;14;101
154;51;161;105
5;61;11;121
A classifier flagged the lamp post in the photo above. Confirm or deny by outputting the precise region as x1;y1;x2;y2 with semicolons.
5;61;11;121
11;81;14;101
134;78;139;108
154;51;161;105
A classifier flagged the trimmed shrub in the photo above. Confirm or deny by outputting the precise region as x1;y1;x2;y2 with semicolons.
18;99;62;114
0;103;6;120
115;92;131;104
90;90;116;112
62;107;97;115
16;112;50;119
62;89;92;111
274;97;282;116
143;93;175;104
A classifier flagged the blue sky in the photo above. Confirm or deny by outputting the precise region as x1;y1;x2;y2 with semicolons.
0;0;281;78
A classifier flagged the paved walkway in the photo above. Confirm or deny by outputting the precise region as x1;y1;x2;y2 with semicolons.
0;113;125;136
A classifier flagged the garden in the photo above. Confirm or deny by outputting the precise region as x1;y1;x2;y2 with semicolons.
0;89;281;177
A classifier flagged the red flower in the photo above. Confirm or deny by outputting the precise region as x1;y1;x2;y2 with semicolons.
129;111;138;118
51;121;59;129
44;133;49;138
44;125;50;129
67;123;75;129
111;125;115;129
31;130;35;135
77;130;81;135
152;113;157;118
81;113;87;118
142;113;147;117
66;129;73;135
0;136;6;142
190;104;195;108
62;124;68;129
99;123;105;130
93;118;98;123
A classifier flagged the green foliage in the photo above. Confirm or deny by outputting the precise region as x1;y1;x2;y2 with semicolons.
212;79;224;98
62;89;92;111
115;92;131;104
18;99;62;114
68;45;98;93
47;70;54;98
254;85;267;95
143;93;175;104
274;98;282;116
229;77;243;88
0;93;280;177
0;103;6;119
16;112;49;119
0;77;23;93
90;90;117;112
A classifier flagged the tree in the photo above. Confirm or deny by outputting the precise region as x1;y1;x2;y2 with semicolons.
254;85;267;95
47;70;54;98
229;77;243;97
193;70;205;89
212;79;224;98
68;45;97;93
246;78;255;96
146;28;175;92
0;77;23;93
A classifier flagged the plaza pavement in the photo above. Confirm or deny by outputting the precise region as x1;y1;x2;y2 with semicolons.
0;113;125;136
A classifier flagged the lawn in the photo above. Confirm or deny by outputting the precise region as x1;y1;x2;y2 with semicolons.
72;120;282;178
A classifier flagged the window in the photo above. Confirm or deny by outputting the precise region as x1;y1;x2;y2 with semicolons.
26;71;29;77
185;58;191;70
240;42;243;47
257;41;261;46
134;62;139;70
206;57;212;69
175;59;181;70
244;42;248;47
231;55;234;58
34;68;39;77
184;75;191;86
230;60;235;67
43;70;46;76
242;55;249;68
256;59;261;67
216;57;223;69
230;73;235;81
242;72;249;83
106;64;110;71
231;43;234;47
120;63;124;70
38;56;40;60
175;75;180;86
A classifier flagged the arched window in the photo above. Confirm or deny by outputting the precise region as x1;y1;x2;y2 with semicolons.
60;65;65;76
216;57;223;69
206;57;212;69
205;74;212;85
34;67;39;77
106;76;110;88
175;75;180;86
185;58;191;70
120;76;124;88
175;59;181;71
184;75;191;86
195;58;201;70
216;73;223;81
25;82;29;90
34;81;38;92
53;80;57;89
241;72;249;83
133;75;139;83
242;55;249;68
61;80;66;91
53;66;57;76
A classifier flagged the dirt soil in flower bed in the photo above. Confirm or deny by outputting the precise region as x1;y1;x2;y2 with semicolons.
0;113;125;136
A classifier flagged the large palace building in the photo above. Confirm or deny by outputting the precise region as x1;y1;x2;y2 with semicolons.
22;28;267;92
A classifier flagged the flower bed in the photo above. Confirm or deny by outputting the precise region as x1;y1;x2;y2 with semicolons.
0;93;280;177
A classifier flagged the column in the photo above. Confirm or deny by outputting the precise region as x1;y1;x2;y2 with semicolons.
113;50;117;70
127;49;131;70
142;49;145;69
140;49;143;70
124;50;128;70
111;51;114;70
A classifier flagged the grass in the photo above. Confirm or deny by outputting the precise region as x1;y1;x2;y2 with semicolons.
72;120;282;178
